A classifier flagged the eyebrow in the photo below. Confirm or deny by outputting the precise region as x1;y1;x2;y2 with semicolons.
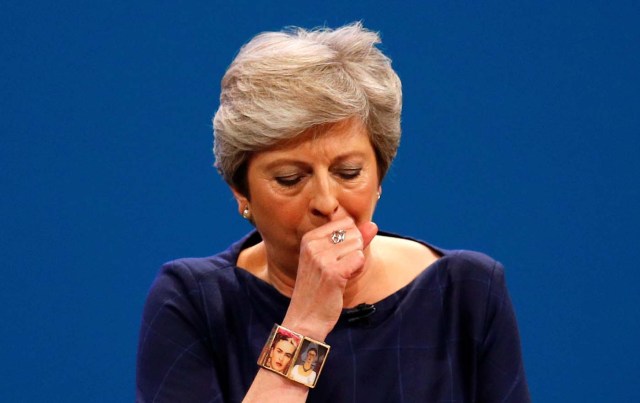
261;151;368;170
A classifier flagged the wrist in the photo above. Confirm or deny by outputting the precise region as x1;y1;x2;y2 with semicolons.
281;317;331;341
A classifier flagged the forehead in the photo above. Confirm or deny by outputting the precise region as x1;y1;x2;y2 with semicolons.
275;339;296;351
254;118;373;162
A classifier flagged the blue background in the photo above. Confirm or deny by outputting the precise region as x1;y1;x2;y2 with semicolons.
2;1;639;401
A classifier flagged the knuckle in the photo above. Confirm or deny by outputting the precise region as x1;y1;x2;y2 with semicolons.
301;231;315;244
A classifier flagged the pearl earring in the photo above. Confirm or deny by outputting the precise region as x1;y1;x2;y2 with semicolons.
242;206;251;219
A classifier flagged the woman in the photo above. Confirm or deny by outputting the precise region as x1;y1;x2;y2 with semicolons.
137;22;530;402
290;347;318;386
263;330;299;375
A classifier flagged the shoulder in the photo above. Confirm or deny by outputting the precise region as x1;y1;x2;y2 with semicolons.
142;235;253;315
151;232;256;292
377;230;505;284
159;254;235;285
140;259;227;326
151;255;235;299
138;238;252;345
429;249;509;303
440;249;504;281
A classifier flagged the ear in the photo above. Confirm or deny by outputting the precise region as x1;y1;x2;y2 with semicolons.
230;187;249;216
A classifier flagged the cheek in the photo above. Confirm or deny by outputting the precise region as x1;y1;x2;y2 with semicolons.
256;205;304;238
343;190;377;218
256;190;305;221
251;202;293;237
277;202;304;223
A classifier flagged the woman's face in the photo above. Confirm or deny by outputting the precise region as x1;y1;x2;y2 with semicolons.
304;349;318;366
236;118;380;270
269;339;297;373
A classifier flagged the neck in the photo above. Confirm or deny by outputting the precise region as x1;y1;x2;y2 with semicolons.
239;239;382;307
341;248;378;307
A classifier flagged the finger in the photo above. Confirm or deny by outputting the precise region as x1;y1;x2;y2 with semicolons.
326;219;376;248
327;217;357;233
332;236;364;260
323;220;358;244
303;217;354;241
335;249;366;279
358;221;378;248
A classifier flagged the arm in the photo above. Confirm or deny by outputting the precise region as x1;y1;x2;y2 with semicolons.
477;262;531;403
137;218;376;402
243;217;378;402
136;263;222;402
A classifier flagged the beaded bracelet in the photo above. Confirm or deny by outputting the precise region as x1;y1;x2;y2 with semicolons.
257;324;330;388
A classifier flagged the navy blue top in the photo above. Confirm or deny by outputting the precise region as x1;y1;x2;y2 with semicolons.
137;231;530;402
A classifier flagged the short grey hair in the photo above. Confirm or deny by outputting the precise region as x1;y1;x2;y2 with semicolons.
213;22;402;196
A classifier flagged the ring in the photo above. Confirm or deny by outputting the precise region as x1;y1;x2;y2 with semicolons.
330;230;346;244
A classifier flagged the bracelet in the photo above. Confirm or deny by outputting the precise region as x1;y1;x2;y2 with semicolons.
257;324;330;388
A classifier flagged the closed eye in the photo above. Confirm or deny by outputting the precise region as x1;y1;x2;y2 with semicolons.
337;168;362;180
275;175;303;187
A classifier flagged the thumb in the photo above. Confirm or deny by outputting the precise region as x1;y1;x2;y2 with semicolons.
358;221;378;249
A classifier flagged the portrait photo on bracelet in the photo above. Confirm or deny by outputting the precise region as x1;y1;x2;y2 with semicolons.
258;325;301;375
289;340;329;388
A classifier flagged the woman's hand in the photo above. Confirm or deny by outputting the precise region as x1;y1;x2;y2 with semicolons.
282;217;378;340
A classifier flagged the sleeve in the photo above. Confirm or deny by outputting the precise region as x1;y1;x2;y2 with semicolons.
477;262;531;403
136;261;222;403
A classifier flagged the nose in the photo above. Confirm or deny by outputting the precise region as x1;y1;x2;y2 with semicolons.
309;174;339;219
